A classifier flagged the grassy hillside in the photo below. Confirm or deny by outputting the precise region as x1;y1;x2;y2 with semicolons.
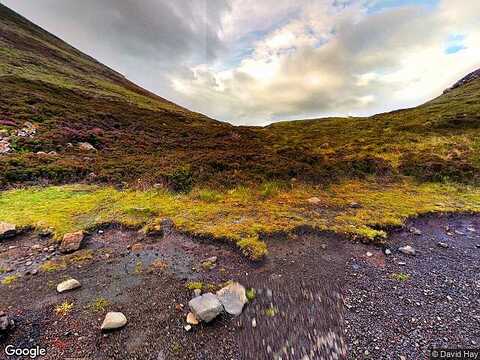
1;4;479;190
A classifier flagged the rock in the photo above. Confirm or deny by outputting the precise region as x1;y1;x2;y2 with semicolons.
366;252;373;257
252;318;257;328
101;312;127;331
0;311;14;333
131;243;144;252
0;139;12;154
0;222;17;240
60;231;84;253
186;312;199;325
307;197;321;205
31;244;42;251
57;279;81;293
184;325;192;332
216;282;247;316
384;249;392;256
409;227;422;235
188;293;223;323
202;256;217;264
48;151;58;157
350;202;362;209
398;262;407;266
78;142;96;152
399;245;416;256
437;242;449;249
193;289;202;297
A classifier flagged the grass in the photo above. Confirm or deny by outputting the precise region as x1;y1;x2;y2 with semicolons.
0;180;480;260
40;260;67;272
264;306;279;317
246;288;256;302
186;281;204;291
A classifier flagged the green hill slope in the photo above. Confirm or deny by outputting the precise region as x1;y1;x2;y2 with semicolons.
0;3;479;191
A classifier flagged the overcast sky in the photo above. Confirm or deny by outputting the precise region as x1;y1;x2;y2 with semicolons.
4;0;480;125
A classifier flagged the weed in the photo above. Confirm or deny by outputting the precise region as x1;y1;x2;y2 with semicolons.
186;281;204;291
264;306;278;317
40;260;67;272
89;297;109;312
55;301;74;316
246;288;256;302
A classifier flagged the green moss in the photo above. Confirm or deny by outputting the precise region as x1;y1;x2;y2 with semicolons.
39;260;67;272
1;274;19;285
55;301;74;316
246;288;256;302
89;297;110;312
390;273;411;282
264;306;278;317
186;281;204;291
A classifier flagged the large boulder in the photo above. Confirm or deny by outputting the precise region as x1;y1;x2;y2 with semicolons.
216;282;248;316
188;293;223;323
0;222;17;240
101;312;127;331
60;231;84;254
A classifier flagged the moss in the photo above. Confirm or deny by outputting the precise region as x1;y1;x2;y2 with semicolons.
264;306;278;317
68;249;94;263
89;297;110;312
40;260;67;272
1;274;19;285
246;288;256;302
185;281;204;291
390;273;411;282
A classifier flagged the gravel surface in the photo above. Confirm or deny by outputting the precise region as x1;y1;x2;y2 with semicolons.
0;214;479;359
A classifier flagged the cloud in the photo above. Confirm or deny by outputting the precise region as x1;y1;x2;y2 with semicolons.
4;0;480;125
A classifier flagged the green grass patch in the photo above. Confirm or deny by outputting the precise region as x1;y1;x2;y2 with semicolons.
390;273;411;282
1;274;19;285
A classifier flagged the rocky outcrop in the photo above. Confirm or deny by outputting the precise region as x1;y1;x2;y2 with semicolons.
444;68;480;94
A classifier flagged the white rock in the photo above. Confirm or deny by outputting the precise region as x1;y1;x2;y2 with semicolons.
384;249;392;256
0;222;17;239
216;282;248;316
366;252;373;257
186;312;199;325
307;197;321;205
78;142;96;152
399;245;416;256
101;312;127;331
57;279;81;293
184;325;192;332
188;293;223;323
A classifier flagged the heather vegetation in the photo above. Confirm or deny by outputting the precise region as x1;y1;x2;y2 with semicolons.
0;4;480;261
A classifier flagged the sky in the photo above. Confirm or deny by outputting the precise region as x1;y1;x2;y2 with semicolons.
3;0;480;125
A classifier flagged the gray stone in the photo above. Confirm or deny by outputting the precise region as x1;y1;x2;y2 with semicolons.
216;282;248;316
0;311;14;333
57;279;81;293
60;231;84;254
193;289;202;297
438;242;449;249
101;312;127;331
384;249;392;256
0;222;17;240
399;245;416;256
409;227;422;235
188;293;223;323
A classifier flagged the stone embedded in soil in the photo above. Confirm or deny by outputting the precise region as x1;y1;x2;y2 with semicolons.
189;293;223;323
216;282;248;316
438;242;449;249
186;312;199;325
78;142;96;152
193;289;202;297
57;279;81;293
60;231;84;254
0;222;17;240
0;311;14;333
307;197;322;205
384;249;392;255
409;227;422;235
101;312;127;331
399;245;416;256
366;252;373;257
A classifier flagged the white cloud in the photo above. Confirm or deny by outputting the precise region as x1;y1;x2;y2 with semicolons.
4;0;480;125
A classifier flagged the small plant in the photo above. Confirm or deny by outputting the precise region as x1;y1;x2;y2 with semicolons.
168;166;193;193
0;268;6;275
264;306;278;317
68;249;94;263
238;236;268;261
390;272;411;282
1;275;19;285
55;301;74;316
246;288;256;302
201;260;216;271
134;260;143;274
89;297;109;312
185;281;204;291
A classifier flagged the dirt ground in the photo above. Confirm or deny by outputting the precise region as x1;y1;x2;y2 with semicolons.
0;213;479;359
